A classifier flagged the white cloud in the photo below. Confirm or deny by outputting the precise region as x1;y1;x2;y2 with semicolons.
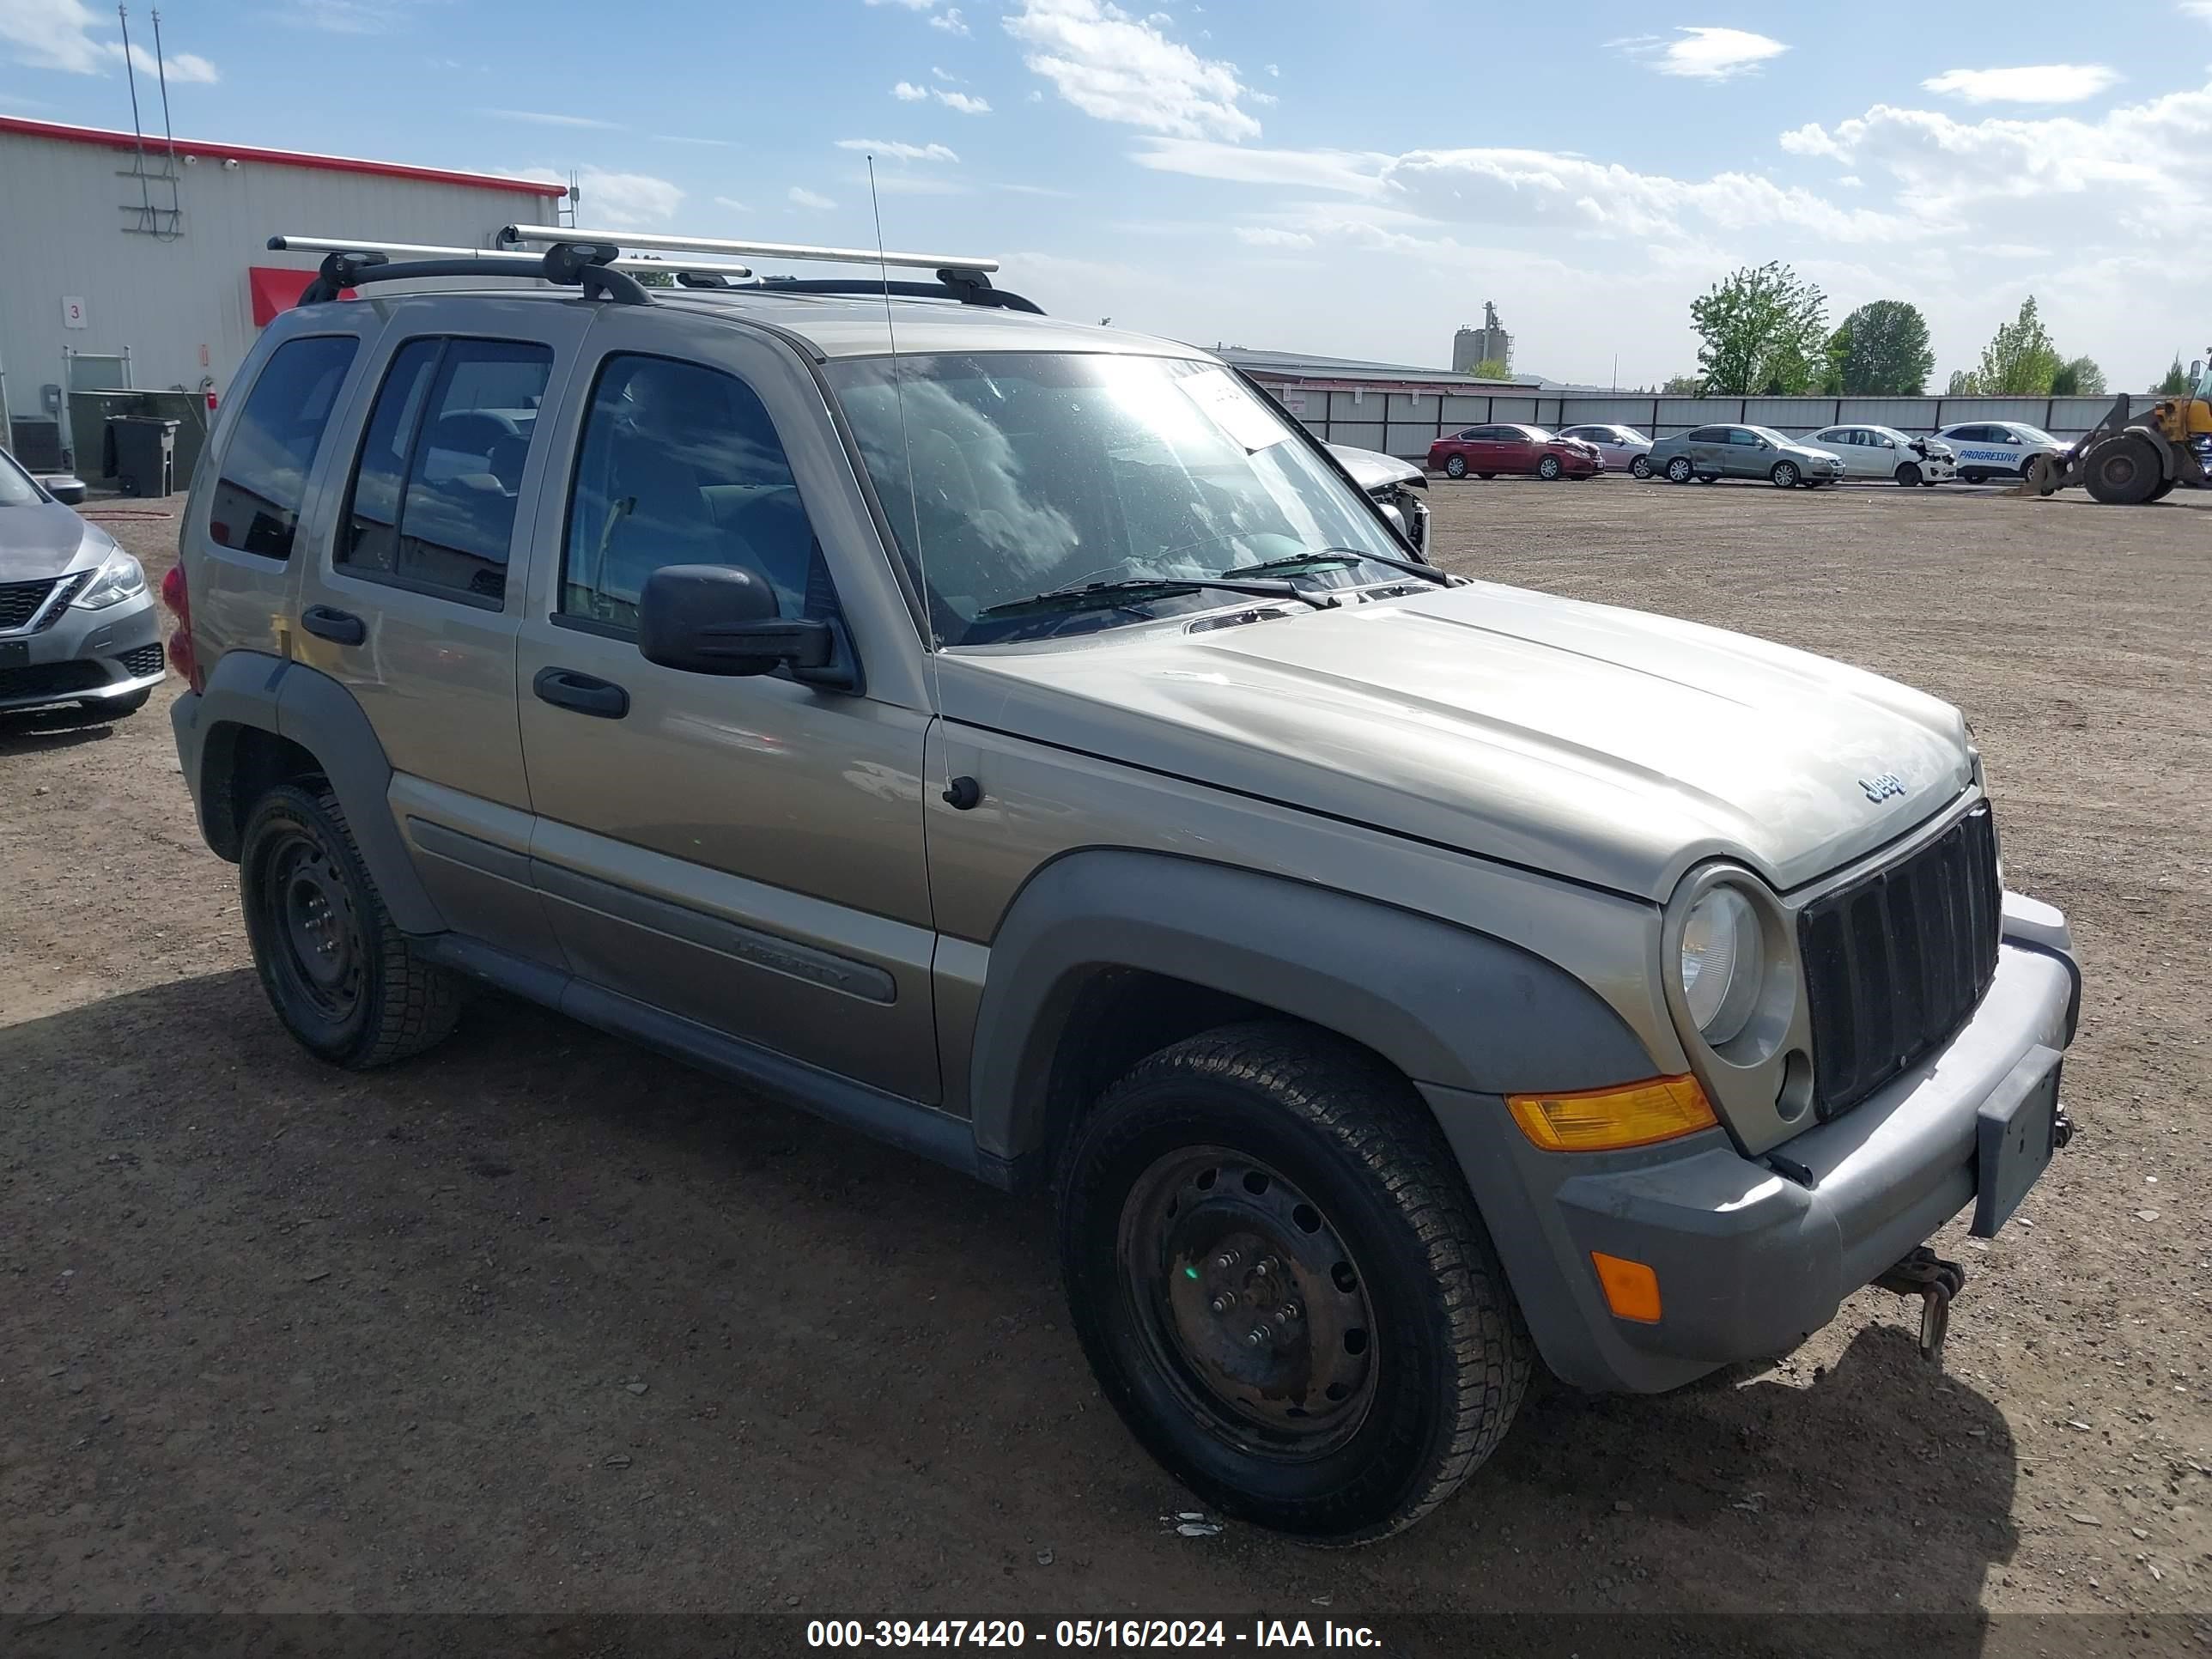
574;167;682;228
714;195;749;212
935;88;990;113
492;107;622;130
1006;0;1259;140
2185;1;2212;16
931;64;963;82
115;41;216;82
864;0;936;8
892;80;928;100
789;185;837;210
1265;63;1278;76
930;7;969;33
1920;64;2121;104
1615;27;1788;82
1235;226;1313;247
836;137;959;161
0;2;218;80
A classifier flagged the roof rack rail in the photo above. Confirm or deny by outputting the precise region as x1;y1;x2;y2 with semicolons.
753;274;1044;316
499;222;998;273
269;233;754;281
270;234;653;305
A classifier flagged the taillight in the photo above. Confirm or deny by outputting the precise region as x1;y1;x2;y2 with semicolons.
160;562;201;692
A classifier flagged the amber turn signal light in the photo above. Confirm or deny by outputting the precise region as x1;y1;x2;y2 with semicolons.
1590;1252;1662;1323
1506;1074;1717;1152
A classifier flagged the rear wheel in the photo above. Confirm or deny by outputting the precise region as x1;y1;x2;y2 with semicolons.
1665;457;1694;484
1477;472;1496;481
1058;1023;1529;1545
1536;455;1562;481
1894;462;1922;488
1630;455;1653;479
240;783;463;1068
1769;460;1801;489
2082;434;2164;504
1961;468;1987;484
1443;454;1468;480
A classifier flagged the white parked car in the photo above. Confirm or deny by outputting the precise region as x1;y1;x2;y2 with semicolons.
1557;422;1654;477
1802;424;1957;487
1931;421;2062;483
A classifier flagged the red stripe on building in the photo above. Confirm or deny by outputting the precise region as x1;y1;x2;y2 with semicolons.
0;115;565;198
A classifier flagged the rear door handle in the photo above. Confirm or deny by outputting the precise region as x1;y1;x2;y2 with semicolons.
532;665;629;720
301;605;366;647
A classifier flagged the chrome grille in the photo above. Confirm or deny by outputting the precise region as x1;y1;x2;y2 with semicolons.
1798;804;2002;1118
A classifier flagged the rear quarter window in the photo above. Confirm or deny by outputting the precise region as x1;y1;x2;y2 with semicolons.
208;335;360;560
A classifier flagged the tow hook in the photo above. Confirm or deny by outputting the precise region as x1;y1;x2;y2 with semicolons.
1874;1247;1967;1364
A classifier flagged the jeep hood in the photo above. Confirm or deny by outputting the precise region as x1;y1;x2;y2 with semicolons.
943;580;1973;900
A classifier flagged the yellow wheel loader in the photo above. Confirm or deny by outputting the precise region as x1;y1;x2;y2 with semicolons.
2026;353;2212;503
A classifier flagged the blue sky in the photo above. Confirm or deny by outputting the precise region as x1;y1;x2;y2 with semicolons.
4;0;2209;387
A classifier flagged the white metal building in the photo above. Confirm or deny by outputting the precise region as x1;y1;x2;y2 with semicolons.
0;115;563;464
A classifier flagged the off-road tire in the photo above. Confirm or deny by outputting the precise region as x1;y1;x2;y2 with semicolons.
1666;457;1694;483
240;782;462;1068
2083;434;2164;505
1443;454;1468;479
1058;1021;1531;1546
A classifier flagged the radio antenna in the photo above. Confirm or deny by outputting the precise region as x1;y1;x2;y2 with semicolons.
866;156;951;799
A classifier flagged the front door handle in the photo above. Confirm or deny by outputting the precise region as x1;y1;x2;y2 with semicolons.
301;605;366;647
532;665;629;720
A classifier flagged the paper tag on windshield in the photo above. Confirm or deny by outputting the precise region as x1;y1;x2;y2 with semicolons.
1182;366;1293;453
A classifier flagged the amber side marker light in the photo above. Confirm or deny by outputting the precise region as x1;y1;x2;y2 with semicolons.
1506;1075;1717;1153
1591;1252;1663;1323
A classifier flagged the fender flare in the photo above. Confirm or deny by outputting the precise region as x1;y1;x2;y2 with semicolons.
965;849;1656;1164
178;651;446;934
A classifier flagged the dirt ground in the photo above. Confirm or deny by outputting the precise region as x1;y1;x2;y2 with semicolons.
3;477;2209;1648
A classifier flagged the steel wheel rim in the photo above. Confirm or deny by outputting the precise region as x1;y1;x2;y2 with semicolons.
266;832;364;1022
1117;1146;1379;1460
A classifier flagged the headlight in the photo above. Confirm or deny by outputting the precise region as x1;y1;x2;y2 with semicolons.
70;547;148;611
1679;885;1762;1044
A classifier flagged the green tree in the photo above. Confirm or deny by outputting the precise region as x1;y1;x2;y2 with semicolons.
1976;297;2063;394
1827;300;1936;394
1817;320;1851;395
1689;262;1828;395
2048;356;2106;397
1468;358;1511;380
1946;368;1984;396
2154;356;2191;395
1661;374;1705;395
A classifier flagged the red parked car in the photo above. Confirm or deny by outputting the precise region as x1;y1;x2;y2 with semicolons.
1428;423;1603;481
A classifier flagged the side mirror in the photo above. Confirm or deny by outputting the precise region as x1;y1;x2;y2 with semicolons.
638;563;834;678
1378;501;1408;538
44;475;88;506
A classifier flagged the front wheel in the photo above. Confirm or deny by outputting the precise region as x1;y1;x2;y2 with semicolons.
2082;434;2164;505
1894;462;1922;488
1443;454;1468;480
240;783;463;1068
1630;455;1653;479
1058;1024;1529;1545
1770;460;1801;489
1960;468;1986;484
1536;456;1562;481
1665;457;1694;483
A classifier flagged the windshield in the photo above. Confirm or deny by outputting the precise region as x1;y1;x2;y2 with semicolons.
1748;426;1792;446
2012;426;2056;446
0;449;44;507
828;352;1407;646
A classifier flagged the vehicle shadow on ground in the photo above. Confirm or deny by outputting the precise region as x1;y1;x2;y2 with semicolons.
0;969;2018;1632
0;702;129;755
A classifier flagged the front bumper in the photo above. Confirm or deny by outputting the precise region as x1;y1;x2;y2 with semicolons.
0;586;163;713
1431;891;2079;1393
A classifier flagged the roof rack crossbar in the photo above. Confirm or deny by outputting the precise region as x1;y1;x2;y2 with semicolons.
754;276;1045;316
276;236;650;306
499;222;999;274
268;233;752;279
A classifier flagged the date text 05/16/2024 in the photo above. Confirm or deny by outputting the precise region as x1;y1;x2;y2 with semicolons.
805;1620;1382;1649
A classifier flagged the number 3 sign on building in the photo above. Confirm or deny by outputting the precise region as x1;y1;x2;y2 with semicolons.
62;295;88;329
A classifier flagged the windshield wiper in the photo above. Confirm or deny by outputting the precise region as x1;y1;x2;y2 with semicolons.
974;575;1336;621
1226;547;1455;586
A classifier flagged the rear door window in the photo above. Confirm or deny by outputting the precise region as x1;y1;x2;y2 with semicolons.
208;334;359;561
336;337;552;607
